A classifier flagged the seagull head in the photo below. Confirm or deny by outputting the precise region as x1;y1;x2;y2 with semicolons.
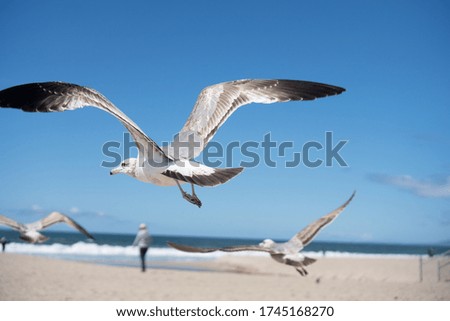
110;158;137;177
259;239;276;248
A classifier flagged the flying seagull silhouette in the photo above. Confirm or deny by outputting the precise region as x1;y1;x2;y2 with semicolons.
168;192;355;275
0;212;95;243
0;79;345;207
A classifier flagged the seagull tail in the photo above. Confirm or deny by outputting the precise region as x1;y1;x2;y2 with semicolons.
303;256;317;266
163;166;244;187
201;167;244;186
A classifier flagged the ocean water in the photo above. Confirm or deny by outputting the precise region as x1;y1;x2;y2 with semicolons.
1;230;448;269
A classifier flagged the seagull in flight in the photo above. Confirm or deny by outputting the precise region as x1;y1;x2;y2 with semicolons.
0;79;345;207
0;211;95;243
168;192;355;275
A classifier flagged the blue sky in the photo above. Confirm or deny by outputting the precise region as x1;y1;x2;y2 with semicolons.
0;0;449;244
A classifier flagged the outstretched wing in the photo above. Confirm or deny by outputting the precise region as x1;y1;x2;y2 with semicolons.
171;79;345;159
167;241;270;253
0;214;25;232
0;82;169;163
288;191;356;249
35;211;95;240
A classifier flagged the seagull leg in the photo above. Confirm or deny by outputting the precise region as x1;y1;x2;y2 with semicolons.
174;180;202;208
285;258;308;277
295;267;308;276
190;183;202;207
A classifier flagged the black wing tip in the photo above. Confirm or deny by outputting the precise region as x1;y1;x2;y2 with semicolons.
282;79;346;99
350;190;356;198
167;241;188;250
78;225;96;240
344;190;356;206
229;78;346;96
241;79;346;101
167;241;197;252
167;241;217;253
0;81;88;112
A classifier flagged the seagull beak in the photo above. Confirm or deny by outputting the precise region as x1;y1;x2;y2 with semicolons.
110;167;121;175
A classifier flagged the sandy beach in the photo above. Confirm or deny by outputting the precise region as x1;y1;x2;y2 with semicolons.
0;253;448;301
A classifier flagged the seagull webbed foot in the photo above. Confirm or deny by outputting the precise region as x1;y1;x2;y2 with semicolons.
174;179;202;208
182;191;202;208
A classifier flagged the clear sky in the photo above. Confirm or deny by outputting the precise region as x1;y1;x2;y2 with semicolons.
0;0;449;244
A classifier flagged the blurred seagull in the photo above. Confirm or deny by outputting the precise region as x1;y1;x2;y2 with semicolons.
0;79;345;207
0;212;95;243
168;192;355;275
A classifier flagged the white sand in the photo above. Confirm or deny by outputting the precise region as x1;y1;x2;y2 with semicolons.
0;253;448;300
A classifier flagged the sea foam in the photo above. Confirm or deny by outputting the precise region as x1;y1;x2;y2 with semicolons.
5;241;418;261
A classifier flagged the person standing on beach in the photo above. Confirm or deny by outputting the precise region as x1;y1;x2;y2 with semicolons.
0;237;9;252
132;224;152;272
